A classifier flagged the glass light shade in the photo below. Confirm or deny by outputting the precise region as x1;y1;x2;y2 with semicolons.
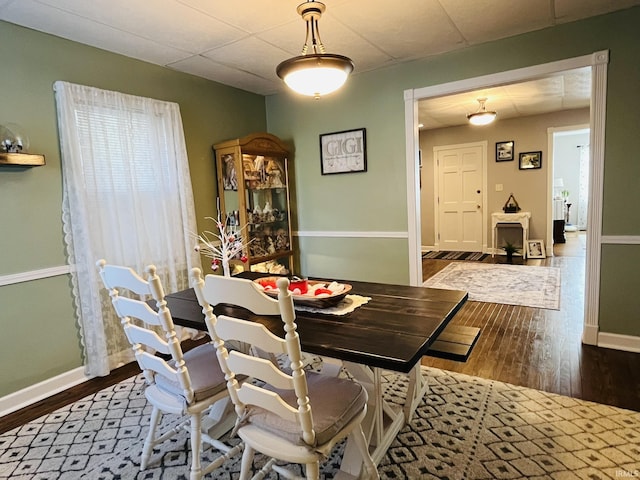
467;111;497;126
277;54;354;98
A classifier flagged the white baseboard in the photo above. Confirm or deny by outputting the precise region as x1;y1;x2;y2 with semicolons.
596;332;640;353
582;324;599;345
0;367;89;417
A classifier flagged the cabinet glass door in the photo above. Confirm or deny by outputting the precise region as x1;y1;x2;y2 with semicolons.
242;154;290;260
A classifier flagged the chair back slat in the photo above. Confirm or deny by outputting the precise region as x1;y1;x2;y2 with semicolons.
99;264;151;295
227;350;293;390
112;296;163;326
124;323;170;355
216;316;287;355
236;383;298;423
136;350;179;381
204;274;281;315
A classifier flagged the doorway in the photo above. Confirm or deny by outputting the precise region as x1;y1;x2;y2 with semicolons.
549;126;590;238
403;50;609;346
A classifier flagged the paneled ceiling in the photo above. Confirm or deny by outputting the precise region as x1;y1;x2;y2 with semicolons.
2;0;637;125
418;66;592;130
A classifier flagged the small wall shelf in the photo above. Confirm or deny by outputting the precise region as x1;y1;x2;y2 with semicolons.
0;153;45;167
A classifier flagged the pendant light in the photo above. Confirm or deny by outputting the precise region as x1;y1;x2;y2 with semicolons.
276;1;354;99
467;98;497;126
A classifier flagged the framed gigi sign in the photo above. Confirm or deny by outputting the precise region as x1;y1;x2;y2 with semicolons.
319;128;367;175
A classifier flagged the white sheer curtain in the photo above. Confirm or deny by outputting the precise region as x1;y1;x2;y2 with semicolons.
54;81;201;377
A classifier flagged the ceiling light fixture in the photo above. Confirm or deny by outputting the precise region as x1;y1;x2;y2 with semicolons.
467;98;497;126
276;1;354;99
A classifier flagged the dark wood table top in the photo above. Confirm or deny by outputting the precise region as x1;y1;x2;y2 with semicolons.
167;274;467;374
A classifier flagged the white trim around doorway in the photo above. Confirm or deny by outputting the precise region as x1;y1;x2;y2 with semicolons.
404;50;609;347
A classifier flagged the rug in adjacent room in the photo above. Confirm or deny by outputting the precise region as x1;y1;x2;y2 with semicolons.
422;250;490;261
1;368;638;479
423;262;561;309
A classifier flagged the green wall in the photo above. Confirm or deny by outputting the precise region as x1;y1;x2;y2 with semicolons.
0;20;267;396
266;8;640;332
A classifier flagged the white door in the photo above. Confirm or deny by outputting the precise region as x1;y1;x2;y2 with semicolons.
435;143;485;252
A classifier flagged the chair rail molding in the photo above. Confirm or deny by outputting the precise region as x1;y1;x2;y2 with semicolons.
294;230;408;238
0;265;71;287
601;235;640;244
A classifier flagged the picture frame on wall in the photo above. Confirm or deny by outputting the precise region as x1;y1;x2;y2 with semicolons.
319;128;367;175
496;140;514;161
519;151;542;170
526;239;546;259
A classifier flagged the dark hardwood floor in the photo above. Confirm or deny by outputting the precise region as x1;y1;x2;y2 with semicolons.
421;232;640;413
2;233;638;436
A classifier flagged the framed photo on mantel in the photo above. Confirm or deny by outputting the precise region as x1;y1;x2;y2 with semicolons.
319;128;367;175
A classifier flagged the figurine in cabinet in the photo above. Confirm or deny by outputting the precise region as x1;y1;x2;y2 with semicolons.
222;154;237;190
266;157;284;188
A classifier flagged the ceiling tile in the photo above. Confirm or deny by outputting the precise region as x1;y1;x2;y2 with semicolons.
439;0;553;44
330;0;465;60
33;0;247;53
202;37;291;82
168;55;280;95
176;0;300;33
1;0;190;65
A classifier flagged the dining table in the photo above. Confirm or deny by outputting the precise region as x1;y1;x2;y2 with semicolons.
167;272;467;478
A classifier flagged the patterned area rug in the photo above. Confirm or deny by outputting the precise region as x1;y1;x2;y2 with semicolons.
422;250;490;261
2;368;639;479
423;262;561;310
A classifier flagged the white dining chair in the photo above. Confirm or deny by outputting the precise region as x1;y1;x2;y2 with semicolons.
96;260;242;480
190;269;379;480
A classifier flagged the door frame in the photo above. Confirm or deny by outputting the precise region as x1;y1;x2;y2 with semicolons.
433;141;487;253
547;124;590;254
404;50;609;346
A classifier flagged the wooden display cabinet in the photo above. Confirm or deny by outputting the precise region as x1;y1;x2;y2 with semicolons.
213;133;293;274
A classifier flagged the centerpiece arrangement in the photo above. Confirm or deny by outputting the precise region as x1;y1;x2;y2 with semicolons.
254;276;352;308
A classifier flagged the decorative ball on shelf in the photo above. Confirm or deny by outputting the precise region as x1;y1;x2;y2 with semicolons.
0;123;30;153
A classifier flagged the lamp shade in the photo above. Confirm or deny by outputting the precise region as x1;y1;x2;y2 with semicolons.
277;1;354;98
467;111;497;126
277;54;354;98
467;98;497;126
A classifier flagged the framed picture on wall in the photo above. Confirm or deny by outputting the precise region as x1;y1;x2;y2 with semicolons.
519;151;542;170
496;141;514;161
319;128;367;175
